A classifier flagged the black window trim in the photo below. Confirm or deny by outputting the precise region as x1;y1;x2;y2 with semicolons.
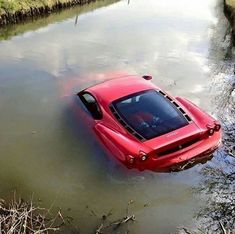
110;89;190;141
109;104;146;141
78;91;103;120
112;89;190;123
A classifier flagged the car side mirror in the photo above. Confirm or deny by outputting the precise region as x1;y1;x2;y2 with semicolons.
142;75;152;80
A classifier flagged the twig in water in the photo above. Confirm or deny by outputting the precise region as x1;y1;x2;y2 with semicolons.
219;221;227;234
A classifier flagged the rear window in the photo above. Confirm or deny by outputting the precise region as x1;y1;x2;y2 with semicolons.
112;90;188;140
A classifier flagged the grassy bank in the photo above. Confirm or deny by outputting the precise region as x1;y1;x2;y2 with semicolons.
0;0;98;25
0;0;92;14
0;0;119;40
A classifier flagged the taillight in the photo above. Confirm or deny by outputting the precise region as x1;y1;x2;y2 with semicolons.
126;155;135;164
126;151;148;165
139;151;148;161
214;121;221;132
206;121;221;136
207;124;214;136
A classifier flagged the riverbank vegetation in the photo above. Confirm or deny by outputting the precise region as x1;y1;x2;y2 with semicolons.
0;0;118;40
0;0;98;25
0;195;64;233
0;195;136;233
1;192;233;233
0;0;92;14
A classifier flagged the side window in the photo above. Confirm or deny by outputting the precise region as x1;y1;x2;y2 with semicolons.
79;92;102;120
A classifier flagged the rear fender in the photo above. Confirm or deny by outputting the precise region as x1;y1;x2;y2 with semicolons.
94;123;150;162
175;97;215;129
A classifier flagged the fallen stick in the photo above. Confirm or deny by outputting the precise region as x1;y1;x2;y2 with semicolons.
219;221;227;234
112;215;136;226
95;223;104;234
94;214;135;233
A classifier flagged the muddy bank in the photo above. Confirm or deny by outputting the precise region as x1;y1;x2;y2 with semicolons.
0;0;101;25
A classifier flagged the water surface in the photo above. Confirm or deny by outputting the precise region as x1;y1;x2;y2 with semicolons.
0;0;229;233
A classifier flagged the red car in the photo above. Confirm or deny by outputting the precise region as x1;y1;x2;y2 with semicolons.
75;74;222;172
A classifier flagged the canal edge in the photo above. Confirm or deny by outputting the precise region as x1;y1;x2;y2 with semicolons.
0;0;101;26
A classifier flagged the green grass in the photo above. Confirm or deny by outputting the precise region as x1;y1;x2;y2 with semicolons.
0;0;77;14
0;0;119;41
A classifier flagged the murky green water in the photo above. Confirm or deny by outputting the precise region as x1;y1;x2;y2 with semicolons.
0;0;230;233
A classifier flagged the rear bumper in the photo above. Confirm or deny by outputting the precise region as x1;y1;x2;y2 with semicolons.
169;151;214;172
135;131;222;172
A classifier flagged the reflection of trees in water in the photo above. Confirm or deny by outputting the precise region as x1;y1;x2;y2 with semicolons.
193;0;235;233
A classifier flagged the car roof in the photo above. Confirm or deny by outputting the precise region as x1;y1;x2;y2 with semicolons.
85;75;157;104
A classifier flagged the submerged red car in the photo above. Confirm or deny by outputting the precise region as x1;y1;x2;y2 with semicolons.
76;74;222;171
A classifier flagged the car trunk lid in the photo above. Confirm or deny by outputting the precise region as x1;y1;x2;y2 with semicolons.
144;123;202;156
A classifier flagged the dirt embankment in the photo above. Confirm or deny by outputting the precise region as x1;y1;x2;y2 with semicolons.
224;0;235;45
0;0;99;25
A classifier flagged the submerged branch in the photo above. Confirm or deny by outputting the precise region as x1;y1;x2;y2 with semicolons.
94;201;136;234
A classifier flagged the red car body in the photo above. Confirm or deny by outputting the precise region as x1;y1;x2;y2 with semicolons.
76;74;222;172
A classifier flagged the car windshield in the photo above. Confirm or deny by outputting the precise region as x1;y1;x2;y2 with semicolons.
112;90;189;140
